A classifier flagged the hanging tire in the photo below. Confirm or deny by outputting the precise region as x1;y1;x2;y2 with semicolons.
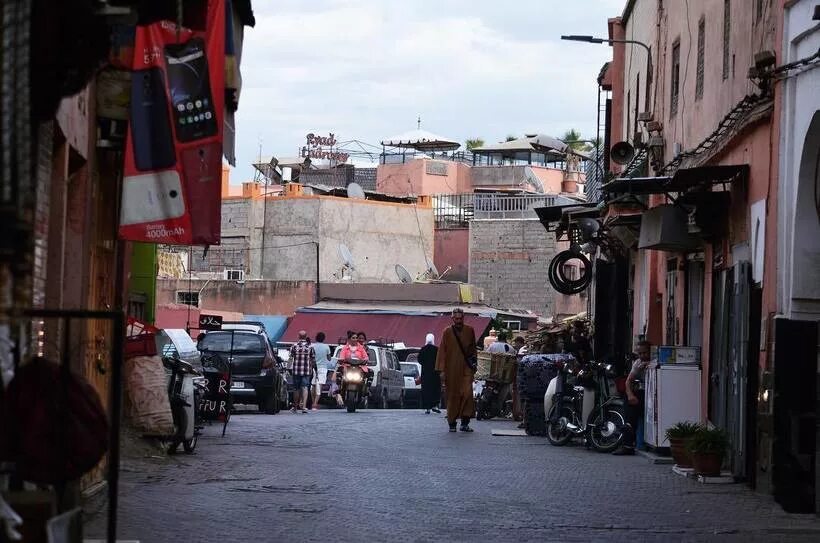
546;403;575;446
588;409;626;453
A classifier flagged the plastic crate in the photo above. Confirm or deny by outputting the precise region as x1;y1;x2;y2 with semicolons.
125;317;159;357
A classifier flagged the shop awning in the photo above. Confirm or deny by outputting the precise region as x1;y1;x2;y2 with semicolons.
280;312;492;347
602;164;748;195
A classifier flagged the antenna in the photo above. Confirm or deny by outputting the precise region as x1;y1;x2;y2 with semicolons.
346;183;366;199
395;264;413;284
338;244;355;269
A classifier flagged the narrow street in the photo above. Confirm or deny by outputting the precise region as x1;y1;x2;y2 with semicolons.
86;410;820;543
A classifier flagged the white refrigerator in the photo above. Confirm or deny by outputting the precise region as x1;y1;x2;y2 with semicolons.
644;364;702;448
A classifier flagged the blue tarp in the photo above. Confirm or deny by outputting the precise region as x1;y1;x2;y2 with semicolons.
243;315;289;342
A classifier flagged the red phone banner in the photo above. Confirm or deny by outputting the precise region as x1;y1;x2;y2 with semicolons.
118;1;225;245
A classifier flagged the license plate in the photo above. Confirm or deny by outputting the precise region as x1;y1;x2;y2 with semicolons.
232;381;245;389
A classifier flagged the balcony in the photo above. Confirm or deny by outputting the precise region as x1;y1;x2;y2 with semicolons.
433;193;581;228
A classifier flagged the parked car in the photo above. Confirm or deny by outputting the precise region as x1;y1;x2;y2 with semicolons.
400;359;422;408
197;327;287;414
327;343;404;408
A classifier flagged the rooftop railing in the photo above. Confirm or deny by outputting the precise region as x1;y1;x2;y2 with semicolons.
433;193;580;228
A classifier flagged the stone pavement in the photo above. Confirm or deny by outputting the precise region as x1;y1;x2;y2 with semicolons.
85;409;820;542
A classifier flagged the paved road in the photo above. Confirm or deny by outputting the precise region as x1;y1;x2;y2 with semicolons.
86;409;820;542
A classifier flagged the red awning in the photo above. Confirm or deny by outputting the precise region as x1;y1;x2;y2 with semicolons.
280;312;492;347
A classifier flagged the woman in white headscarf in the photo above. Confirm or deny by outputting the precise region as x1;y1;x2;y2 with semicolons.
419;333;441;414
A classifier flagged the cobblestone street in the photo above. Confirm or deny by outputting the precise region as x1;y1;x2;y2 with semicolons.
86;409;820;542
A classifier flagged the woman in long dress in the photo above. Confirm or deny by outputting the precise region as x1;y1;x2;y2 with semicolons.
419;333;441;414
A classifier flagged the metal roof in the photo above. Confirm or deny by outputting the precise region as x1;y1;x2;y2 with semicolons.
380;129;461;151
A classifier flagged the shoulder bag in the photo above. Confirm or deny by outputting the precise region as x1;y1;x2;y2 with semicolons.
451;326;477;372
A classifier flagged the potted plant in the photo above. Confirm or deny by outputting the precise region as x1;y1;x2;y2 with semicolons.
665;421;702;468
687;427;729;477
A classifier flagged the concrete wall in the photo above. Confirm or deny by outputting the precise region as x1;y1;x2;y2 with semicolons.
434;228;470;282
156;278;316;316
468;219;585;317
377;159;470;196
258;196;434;283
319;282;481;304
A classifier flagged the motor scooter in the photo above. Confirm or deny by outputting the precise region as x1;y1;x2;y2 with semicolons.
163;355;205;454
544;361;625;452
336;356;373;413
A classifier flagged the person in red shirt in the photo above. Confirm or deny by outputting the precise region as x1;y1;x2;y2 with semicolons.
340;331;368;361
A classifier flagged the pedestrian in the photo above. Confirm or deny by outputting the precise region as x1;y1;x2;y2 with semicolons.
486;331;515;354
613;340;655;455
418;333;441;415
311;332;332;411
482;329;497;351
289;330;316;414
513;336;527;355
357;331;367;346
435;308;478;433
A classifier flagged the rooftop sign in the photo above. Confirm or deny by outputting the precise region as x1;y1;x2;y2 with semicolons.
301;132;349;163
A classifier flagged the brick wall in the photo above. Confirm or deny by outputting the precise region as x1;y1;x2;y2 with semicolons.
469;219;562;317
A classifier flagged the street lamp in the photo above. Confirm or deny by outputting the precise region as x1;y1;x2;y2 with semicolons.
561;35;653;112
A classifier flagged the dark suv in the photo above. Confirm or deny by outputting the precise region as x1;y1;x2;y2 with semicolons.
198;326;286;414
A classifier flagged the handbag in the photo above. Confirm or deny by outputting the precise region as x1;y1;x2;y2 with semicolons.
451;326;477;372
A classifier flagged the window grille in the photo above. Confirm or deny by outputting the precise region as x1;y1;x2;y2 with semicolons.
696;18;706;100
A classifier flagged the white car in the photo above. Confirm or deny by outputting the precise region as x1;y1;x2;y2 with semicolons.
400;360;422;408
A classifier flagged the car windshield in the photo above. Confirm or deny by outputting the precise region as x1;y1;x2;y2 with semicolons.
400;363;419;377
200;333;265;354
333;346;377;366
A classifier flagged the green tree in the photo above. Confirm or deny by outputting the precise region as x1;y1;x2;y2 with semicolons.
465;138;485;150
562;129;596;152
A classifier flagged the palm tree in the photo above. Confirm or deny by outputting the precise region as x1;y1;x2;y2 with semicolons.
465;138;485;150
562;129;597;152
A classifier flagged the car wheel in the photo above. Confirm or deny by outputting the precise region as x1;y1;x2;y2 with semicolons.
261;390;278;415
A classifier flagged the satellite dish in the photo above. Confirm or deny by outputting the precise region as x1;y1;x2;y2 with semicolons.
338;244;355;269
427;262;440;279
346;183;366;199
611;141;635;165
395;264;413;284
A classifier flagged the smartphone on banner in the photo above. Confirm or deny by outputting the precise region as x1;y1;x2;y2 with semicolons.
130;68;176;171
164;37;218;143
120;170;186;226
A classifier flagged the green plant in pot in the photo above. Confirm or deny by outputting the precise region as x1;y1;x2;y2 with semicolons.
665;421;702;468
687;427;729;477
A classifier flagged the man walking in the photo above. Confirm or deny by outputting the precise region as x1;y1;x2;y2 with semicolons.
311;332;331;410
435;308;477;432
289;330;316;414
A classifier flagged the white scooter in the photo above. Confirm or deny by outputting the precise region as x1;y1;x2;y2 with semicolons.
163;355;206;454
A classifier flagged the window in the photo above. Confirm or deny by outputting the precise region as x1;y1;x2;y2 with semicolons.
503;320;522;331
723;0;731;80
176;291;199;307
696;18;705;100
224;269;244;281
670;40;681;116
199;332;265;353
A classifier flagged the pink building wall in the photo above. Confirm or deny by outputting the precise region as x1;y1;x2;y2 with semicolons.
434;229;469;282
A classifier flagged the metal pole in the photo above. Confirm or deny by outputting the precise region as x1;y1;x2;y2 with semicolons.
107;310;124;543
315;241;320;303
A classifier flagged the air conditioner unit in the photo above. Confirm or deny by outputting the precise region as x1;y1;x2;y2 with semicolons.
224;269;245;281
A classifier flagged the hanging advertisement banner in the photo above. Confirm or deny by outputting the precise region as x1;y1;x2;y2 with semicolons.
118;1;225;245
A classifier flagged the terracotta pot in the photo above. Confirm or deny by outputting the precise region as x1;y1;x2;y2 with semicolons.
691;452;723;477
669;437;693;468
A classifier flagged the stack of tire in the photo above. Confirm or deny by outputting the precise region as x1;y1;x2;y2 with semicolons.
517;354;575;436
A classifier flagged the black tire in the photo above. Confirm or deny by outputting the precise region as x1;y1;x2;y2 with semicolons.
260;389;279;415
346;391;358;413
183;435;197;454
588;409;626;453
546;403;575;446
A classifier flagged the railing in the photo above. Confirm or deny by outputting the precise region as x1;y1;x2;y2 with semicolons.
433;193;579;228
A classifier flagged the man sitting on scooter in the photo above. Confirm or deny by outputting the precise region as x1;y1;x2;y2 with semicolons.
612;340;655;456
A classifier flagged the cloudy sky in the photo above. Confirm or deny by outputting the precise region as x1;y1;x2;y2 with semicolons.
232;0;624;183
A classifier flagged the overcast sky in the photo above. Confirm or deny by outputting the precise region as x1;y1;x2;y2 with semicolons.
232;0;624;183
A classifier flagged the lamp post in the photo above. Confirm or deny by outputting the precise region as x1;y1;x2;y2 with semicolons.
561;35;653;112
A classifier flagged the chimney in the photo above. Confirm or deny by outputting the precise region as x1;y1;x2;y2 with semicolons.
562;171;579;194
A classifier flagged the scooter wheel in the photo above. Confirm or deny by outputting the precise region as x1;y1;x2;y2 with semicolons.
183;436;197;454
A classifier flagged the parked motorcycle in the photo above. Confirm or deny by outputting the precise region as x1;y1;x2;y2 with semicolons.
163;355;206;454
544;361;625;452
336;356;373;413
